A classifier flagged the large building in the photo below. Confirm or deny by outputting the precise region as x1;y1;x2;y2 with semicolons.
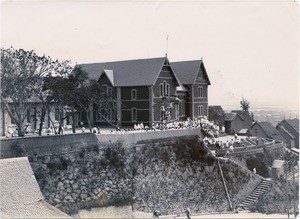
1;56;211;135
79;57;211;127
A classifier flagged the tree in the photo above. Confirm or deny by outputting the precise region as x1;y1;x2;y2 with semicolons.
70;67;119;130
94;85;119;129
43;66;78;134
240;97;250;111
1;47;59;136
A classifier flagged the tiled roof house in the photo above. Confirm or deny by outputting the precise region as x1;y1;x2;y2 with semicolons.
276;118;299;148
224;110;254;135
249;121;284;141
78;57;211;127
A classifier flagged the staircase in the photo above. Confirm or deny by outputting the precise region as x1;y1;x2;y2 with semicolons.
237;178;272;210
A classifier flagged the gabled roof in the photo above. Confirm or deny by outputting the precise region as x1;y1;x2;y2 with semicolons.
232;110;254;123
285;119;299;133
225;112;238;121
103;69;114;86
0;157;70;218
279;125;295;139
78;57;176;87
253;122;284;141
171;60;211;85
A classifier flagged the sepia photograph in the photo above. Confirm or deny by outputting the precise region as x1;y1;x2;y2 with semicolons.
0;0;299;218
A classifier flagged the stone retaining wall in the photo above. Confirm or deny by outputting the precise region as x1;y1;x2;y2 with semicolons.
0;133;98;158
96;128;201;145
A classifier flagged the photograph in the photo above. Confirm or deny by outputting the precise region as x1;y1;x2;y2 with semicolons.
0;0;299;218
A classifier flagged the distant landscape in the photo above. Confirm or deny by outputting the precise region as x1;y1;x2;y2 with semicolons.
224;106;299;127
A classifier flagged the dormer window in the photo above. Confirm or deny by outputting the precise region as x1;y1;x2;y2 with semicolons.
131;89;137;100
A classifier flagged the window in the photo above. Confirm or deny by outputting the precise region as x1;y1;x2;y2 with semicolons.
102;85;108;94
10;109;16;124
131;89;137;100
108;87;112;96
160;83;164;96
160;81;170;97
198;86;203;97
166;84;170;96
198;105;203;116
132;108;137;122
27;108;31;123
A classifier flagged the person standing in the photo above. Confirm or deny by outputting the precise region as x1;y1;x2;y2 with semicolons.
186;208;191;219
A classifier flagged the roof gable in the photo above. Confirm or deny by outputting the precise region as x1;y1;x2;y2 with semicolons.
285;119;299;133
254;122;284;140
231;110;253;123
103;69;114;86
171;60;211;85
79;57;167;87
225;112;242;121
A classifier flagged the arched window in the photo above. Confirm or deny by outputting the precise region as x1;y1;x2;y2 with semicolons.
198;105;203;116
198;86;203;97
131;89;137;100
132;108;137;122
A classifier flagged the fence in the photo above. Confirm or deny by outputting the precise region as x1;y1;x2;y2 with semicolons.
216;141;286;157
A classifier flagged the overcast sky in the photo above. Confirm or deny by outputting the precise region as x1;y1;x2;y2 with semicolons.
1;0;299;111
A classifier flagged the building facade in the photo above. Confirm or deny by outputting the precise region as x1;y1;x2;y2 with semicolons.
249;121;284;141
79;57;184;127
79;57;211;127
171;59;211;120
1;56;211;135
276;119;299;148
224;110;254;135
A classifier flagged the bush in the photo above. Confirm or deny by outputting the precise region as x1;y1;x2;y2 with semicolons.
104;143;125;168
11;141;26;157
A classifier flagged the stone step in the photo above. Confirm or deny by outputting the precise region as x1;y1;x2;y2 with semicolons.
245;197;258;202
253;187;268;191
249;194;260;198
251;192;264;196
237;178;273;210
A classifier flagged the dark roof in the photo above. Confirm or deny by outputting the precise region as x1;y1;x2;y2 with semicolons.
255;122;284;140
78;57;173;87
231;110;254;123
285;119;299;133
171;60;211;85
225;113;237;121
209;106;225;116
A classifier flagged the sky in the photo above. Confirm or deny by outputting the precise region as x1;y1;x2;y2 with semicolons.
1;0;299;111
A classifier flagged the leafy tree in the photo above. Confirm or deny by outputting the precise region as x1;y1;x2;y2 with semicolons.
0;47;65;136
43;65;79;134
70;67;119;130
94;85;120;129
240;97;250;111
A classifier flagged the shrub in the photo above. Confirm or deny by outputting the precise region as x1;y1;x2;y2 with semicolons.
11;141;26;157
104;143;125;168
